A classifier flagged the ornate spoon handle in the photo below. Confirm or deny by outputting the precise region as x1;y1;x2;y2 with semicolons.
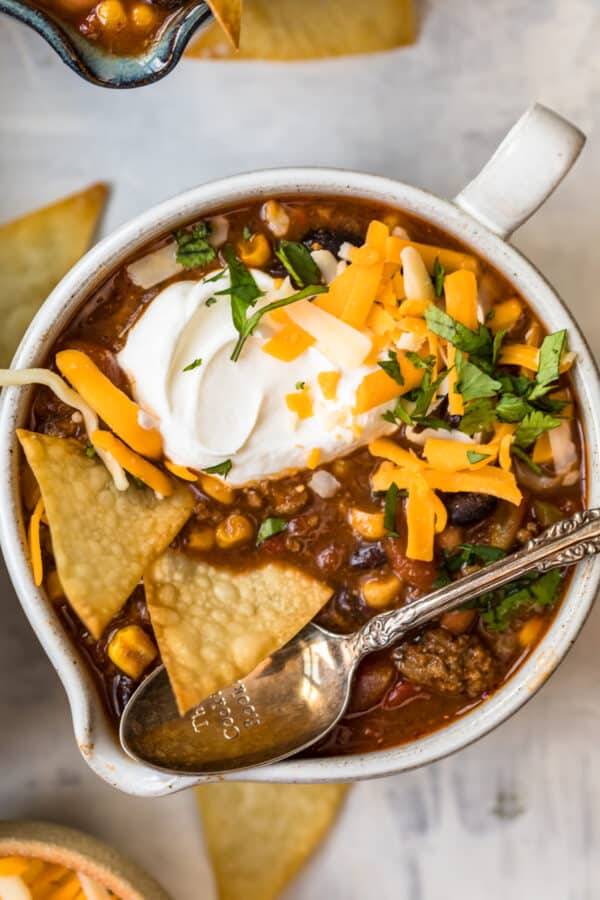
353;508;600;657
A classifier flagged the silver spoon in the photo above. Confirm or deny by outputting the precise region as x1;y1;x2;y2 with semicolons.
121;508;600;775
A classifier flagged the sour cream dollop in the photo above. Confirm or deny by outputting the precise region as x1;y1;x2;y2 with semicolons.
118;270;399;486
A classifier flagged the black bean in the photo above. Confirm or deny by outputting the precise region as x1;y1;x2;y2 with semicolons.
315;588;366;633
349;542;387;570
267;259;288;279
447;414;462;429
441;492;497;526
302;228;361;258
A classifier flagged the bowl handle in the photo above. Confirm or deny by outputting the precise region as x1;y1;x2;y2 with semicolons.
454;103;585;240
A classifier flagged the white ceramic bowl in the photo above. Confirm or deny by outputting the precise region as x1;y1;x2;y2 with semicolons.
1;105;599;797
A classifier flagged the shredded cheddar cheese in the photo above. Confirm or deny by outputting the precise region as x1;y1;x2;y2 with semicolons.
444;269;479;417
385;236;479;274
262;320;316;362
354;353;424;415
370;431;523;560
306;448;321;469
317;370;340;401
56;349;163;459
285;387;313;419
91;430;173;496
28;495;44;586
397;298;429;317
369;438;425;471
165;460;198;481
423;438;498;471
499;343;574;373
1;369;127;490
406;474;435;561
489;298;523;334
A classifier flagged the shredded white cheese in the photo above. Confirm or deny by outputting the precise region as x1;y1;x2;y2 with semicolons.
0;368;128;491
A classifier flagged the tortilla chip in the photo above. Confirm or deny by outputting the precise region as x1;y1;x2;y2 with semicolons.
0;184;107;368
144;550;333;714
197;782;349;900
206;0;242;48
17;431;194;638
188;0;416;60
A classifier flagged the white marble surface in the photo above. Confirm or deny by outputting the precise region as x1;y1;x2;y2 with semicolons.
1;1;600;897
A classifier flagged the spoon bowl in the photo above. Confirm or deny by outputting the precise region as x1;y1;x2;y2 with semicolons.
121;508;600;776
121;623;357;775
0;0;212;88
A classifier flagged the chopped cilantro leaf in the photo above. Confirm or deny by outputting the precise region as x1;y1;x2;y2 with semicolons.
203;269;226;284
424;304;455;342
295;381;306;390
378;350;405;385
425;306;493;357
412;416;451;430
215;247;323;361
182;357;202;372
485;309;496;322
217;246;264;336
257;516;288;545
230;282;327;362
384;483;400;534
411;367;447;419
534;395;570;415
433;256;445;297
467;450;490;464
435;543;505;586
456;352;502;402
242;226;253;240
457;323;494;359
85;445;96;459
511;445;543;474
514;409;560;448
275;240;321;287
495;393;530;422
492;328;507;364
459;398;497;435
405;352;436;370
382;401;413;426
131;476;145;489
459;544;506;564
529;330;567;401
175;222;216;269
203;459;233;479
433;568;453;589
499;373;532;397
205;297;218;307
480;568;561;630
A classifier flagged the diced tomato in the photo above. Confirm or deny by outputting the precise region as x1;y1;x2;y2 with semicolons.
383;680;423;710
385;537;438;593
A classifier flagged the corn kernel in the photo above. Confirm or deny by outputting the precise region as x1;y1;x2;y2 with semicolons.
45;569;65;602
331;458;352;479
95;0;127;29
108;625;157;680
518;616;544;648
349;508;386;540
131;1;157;28
199;473;235;505
187;526;215;552
437;525;464;551
216;514;254;548
362;574;402;609
238;233;271;268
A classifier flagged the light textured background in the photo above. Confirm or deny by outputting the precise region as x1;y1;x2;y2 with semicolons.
1;1;600;898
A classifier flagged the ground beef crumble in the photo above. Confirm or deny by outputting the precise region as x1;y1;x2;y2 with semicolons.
393;628;499;698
